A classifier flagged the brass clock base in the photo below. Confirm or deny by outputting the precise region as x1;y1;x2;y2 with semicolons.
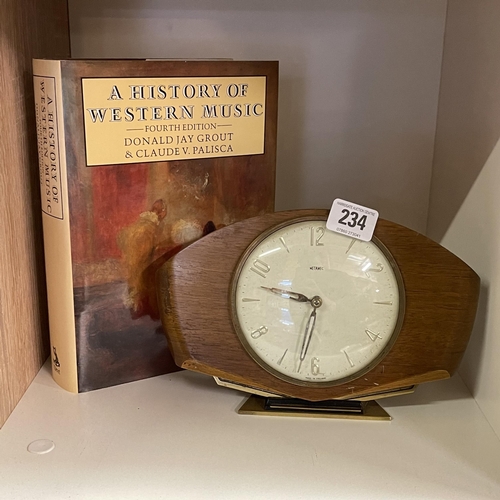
237;395;392;421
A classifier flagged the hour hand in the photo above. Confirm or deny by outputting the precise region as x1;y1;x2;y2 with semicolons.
260;286;311;303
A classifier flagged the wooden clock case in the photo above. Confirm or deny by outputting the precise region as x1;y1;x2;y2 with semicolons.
157;210;480;401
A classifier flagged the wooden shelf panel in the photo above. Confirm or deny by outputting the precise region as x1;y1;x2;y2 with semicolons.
0;0;70;427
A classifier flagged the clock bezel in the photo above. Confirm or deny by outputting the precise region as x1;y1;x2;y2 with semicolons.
229;215;406;388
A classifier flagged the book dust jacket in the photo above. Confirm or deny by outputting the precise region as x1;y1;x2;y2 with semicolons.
33;59;278;392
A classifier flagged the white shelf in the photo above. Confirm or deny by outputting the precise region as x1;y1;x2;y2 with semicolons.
1;363;500;499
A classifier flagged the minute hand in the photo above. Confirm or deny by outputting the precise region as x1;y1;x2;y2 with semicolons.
260;286;311;303
300;308;317;361
298;306;319;373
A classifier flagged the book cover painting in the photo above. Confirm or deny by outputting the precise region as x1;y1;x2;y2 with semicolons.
72;158;273;391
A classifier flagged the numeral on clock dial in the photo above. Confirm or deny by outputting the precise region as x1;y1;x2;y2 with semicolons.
251;326;268;339
250;259;270;278
311;357;320;375
365;329;383;342
310;226;325;246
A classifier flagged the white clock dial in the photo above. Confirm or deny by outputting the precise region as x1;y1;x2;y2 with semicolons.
232;218;404;386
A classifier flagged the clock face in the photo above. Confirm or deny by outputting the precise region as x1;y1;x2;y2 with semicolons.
231;217;405;387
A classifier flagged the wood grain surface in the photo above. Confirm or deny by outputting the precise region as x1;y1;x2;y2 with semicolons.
159;210;480;401
0;0;70;426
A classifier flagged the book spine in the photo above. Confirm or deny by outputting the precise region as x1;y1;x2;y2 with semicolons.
33;59;78;392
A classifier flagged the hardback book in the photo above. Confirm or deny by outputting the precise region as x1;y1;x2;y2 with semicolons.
32;58;278;392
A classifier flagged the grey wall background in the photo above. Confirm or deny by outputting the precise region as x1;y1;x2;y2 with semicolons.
69;0;447;233
430;0;500;439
